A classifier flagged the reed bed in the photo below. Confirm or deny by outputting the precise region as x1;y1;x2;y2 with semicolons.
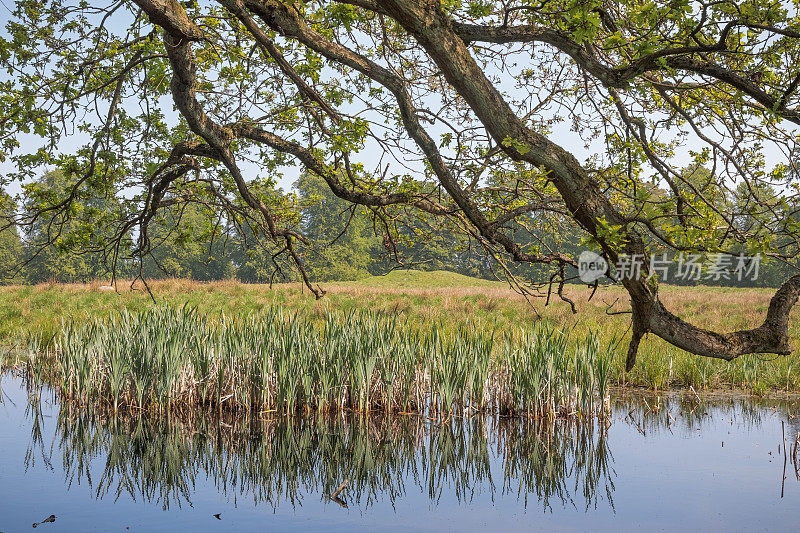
27;306;615;419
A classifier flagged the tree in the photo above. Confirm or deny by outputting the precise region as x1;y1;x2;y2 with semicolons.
0;190;22;284
138;203;236;281
296;170;502;280
294;170;378;281
20;170;120;283
4;0;800;367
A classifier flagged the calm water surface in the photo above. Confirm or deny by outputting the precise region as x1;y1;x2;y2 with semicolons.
1;372;798;532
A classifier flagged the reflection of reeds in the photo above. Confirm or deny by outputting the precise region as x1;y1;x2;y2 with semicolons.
33;306;614;419
20;380;799;513
497;418;615;511
28;396;615;512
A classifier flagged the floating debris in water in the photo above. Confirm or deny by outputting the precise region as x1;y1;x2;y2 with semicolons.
31;515;55;528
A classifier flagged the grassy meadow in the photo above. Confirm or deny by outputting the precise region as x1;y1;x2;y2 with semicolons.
1;270;799;396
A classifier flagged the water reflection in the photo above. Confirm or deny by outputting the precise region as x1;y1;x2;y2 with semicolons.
16;380;800;521
22;389;617;512
611;390;800;436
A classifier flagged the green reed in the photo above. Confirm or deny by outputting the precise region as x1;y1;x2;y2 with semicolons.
27;306;615;419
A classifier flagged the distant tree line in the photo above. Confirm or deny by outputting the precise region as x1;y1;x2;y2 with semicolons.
0;167;796;288
0;170;504;284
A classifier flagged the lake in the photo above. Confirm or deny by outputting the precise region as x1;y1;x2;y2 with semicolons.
1;371;798;532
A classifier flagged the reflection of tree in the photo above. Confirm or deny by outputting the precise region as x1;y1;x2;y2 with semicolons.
25;400;617;512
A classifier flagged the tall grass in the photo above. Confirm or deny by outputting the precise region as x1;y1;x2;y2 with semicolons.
29;306;614;419
3;280;799;393
1;332;41;373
